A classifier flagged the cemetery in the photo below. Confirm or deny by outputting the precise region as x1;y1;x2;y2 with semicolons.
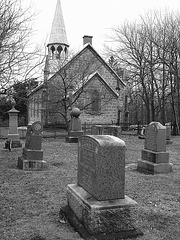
1;0;180;239
0;126;180;240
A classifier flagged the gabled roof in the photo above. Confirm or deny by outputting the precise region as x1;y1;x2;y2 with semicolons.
73;71;119;99
52;43;125;87
29;43;125;97
48;0;68;46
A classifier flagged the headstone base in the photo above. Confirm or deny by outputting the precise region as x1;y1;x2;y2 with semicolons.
17;156;47;170
166;139;173;144
8;133;22;148
137;159;173;174
66;184;142;238
23;148;43;160
66;136;79;143
11;140;22;148
138;135;145;139
66;130;83;143
141;149;169;163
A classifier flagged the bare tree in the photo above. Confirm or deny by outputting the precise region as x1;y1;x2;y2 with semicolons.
106;9;180;133
0;0;44;94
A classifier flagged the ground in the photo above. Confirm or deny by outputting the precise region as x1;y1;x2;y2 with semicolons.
0;135;180;240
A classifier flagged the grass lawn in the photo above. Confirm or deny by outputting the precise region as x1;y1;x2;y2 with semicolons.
0;135;180;240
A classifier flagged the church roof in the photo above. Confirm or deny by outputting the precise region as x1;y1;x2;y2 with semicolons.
48;0;68;46
53;43;126;88
73;71;119;99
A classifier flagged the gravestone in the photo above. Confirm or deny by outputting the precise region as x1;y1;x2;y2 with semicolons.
138;126;146;139
137;122;172;174
165;123;173;144
91;125;121;138
17;121;47;170
66;107;83;143
66;135;142;239
7;104;22;148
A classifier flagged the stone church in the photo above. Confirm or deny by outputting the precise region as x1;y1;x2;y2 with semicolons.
28;0;125;128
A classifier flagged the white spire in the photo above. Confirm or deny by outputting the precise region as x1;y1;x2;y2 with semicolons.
49;0;68;46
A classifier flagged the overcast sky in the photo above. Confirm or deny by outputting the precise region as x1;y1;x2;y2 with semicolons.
24;0;180;53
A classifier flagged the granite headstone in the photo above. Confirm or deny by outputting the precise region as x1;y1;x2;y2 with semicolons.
78;135;125;200
66;135;142;238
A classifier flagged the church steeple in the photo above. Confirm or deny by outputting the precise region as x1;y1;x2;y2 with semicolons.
44;0;69;80
47;0;69;61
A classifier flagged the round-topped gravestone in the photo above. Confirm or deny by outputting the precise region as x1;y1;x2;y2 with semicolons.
31;121;43;134
70;107;81;118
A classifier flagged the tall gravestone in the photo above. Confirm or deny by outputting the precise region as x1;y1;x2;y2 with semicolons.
137;122;172;174
17;121;46;170
7;102;22;148
66;135;142;239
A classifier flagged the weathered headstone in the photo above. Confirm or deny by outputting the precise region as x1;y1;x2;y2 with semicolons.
137;122;172;174
17;121;46;170
66;135;142;238
66;107;83;143
78;135;125;200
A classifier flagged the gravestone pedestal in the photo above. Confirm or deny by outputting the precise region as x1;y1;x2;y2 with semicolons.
66;184;140;238
65;135;142;239
18;121;46;170
66;118;83;143
66;108;83;143
137;122;172;174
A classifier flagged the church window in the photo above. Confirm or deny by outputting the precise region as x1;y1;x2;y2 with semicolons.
91;90;100;114
57;45;63;57
50;45;55;57
64;47;67;54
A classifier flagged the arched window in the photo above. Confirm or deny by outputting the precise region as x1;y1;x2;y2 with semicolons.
50;46;55;57
57;45;63;58
91;90;100;114
64;47;67;55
